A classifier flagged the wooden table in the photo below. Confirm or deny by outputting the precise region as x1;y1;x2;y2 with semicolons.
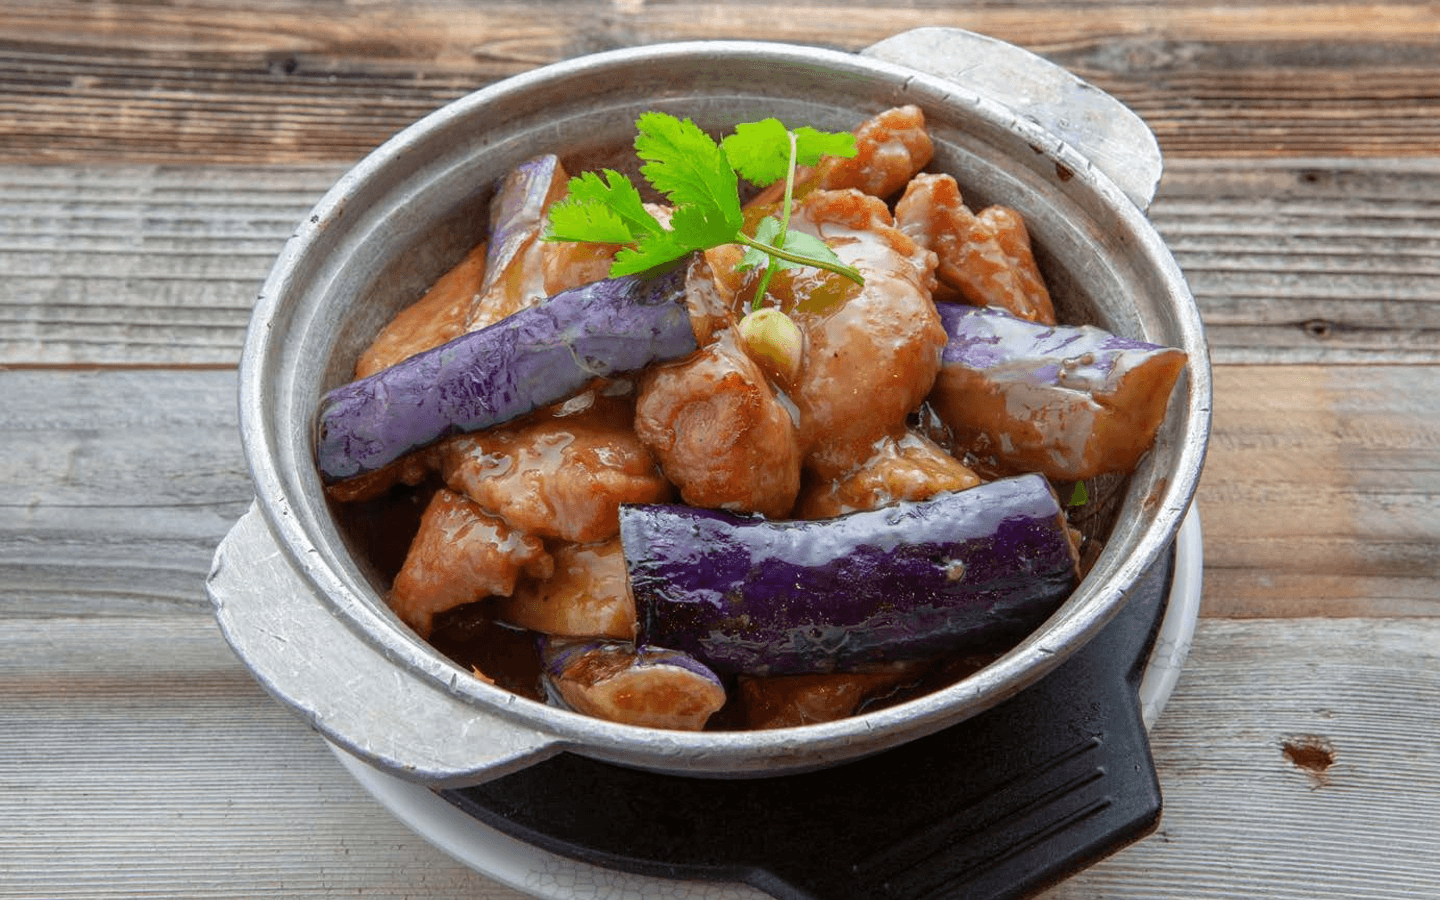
4;2;1438;897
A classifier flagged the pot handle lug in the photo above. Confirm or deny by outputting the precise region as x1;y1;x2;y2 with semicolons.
207;502;561;787
862;27;1163;210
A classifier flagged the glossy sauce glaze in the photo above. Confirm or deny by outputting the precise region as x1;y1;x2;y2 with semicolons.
930;304;1187;481
325;104;1185;730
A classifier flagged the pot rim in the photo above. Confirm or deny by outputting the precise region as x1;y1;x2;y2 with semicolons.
235;35;1211;776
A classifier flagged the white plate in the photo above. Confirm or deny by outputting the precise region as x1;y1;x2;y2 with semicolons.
330;508;1203;900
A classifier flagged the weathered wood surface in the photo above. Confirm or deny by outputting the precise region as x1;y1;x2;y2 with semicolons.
0;369;248;618
0;163;338;366
3;1;1439;898
2;615;1435;899
4;1;1440;164
1198;365;1440;617
4;365;1436;621
6;158;1439;367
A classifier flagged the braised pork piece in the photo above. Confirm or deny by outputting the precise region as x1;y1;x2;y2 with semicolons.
323;105;1186;731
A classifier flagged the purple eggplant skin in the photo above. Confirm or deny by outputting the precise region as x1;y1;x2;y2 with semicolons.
482;154;563;294
623;473;1080;677
315;258;697;483
538;637;728;730
930;303;1187;481
539;637;723;686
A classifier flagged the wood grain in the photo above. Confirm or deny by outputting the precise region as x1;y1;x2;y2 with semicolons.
2;2;1439;165
0;368;249;618
0;615;522;899
0;163;342;366
1156;158;1440;365
1;614;1434;899
1196;364;1440;618
3;365;1435;623
1045;616;1440;900
4;158;1438;368
3;4;1438;899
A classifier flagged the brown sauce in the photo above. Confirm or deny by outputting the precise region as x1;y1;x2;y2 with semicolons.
325;103;1170;731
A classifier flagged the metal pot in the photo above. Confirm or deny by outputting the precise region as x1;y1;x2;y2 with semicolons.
208;27;1210;787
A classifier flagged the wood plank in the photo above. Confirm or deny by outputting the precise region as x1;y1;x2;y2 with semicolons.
0;368;250;617
0;614;1435;898
0;615;525;899
1154;158;1440;365
0;163;343;366
3;158;1438;367
1044;616;1440;899
1;2;1439;165
1195;365;1440;618
3;364;1437;623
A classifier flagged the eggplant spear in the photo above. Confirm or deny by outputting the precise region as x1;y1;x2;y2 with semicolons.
622;473;1080;677
315;260;697;483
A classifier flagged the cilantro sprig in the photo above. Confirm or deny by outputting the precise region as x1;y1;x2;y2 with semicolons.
545;112;863;307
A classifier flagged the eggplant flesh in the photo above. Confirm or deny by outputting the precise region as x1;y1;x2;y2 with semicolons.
929;303;1187;481
315;260;697;483
539;638;727;731
482;154;565;294
623;473;1079;677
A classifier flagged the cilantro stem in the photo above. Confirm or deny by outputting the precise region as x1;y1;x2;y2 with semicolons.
751;130;799;310
735;233;864;285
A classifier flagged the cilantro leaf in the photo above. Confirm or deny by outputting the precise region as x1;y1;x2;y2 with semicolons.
545;198;632;245
612;203;736;276
667;203;741;252
723;119;858;186
633;112;743;233
610;230;690;276
541;110;865;295
792;126;857;167
550;169;663;241
546;169;663;247
738;217;855;280
722;118;793;186
776;229;845;271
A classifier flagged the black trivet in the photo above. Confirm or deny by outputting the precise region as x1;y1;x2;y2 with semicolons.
442;547;1172;900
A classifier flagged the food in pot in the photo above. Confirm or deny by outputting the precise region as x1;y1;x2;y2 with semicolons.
540;638;727;731
315;261;697;483
929;303;1189;482
896;171;1056;324
493;538;635;641
387;487;552;638
735;660;932;729
624;473;1079;677
320;105;1187;731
